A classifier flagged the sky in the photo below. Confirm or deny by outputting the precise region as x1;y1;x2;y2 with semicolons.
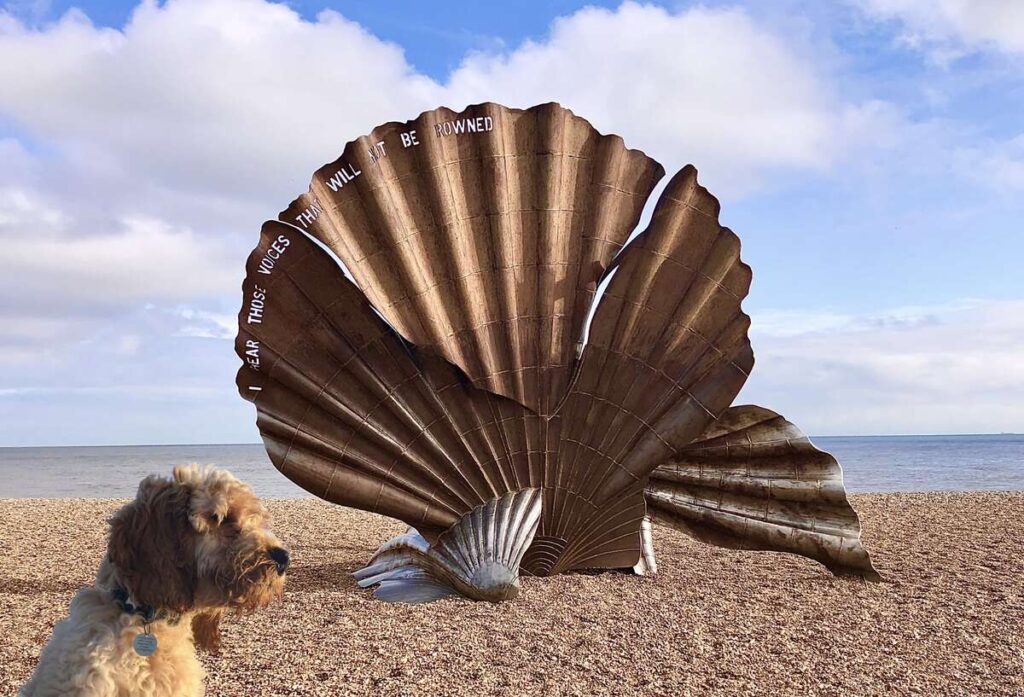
0;0;1022;446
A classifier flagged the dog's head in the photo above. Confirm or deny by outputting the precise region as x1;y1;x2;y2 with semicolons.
107;465;288;651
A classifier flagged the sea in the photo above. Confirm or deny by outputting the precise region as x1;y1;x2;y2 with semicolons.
0;435;1021;498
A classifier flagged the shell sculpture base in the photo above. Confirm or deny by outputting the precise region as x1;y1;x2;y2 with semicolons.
633;517;658;576
236;101;879;604
353;489;542;603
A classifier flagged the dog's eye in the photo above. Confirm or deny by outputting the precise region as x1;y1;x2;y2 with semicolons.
206;513;222;526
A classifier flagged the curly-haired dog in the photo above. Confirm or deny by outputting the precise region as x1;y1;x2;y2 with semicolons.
20;465;289;697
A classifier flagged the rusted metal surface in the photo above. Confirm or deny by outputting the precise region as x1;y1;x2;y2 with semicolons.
544;165;755;570
235;218;644;575
236;221;538;534
646;405;879;579
280;102;664;417
236;102;878;595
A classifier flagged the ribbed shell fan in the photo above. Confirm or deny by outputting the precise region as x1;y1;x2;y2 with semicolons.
236;102;878;602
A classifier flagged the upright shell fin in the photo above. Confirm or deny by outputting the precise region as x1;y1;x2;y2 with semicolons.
645;405;880;580
541;165;755;572
281;102;664;416
353;489;543;603
236;221;543;534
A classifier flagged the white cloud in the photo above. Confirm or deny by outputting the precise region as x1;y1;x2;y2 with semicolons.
167;307;236;339
0;0;51;25
752;300;985;337
856;0;1024;58
2;212;237;309
0;137;37;180
955;134;1024;193
447;3;848;194
5;0;1016;442
0;186;66;226
0;0;869;362
0;182;239;363
0;0;441;201
0;0;861;207
740;299;1024;434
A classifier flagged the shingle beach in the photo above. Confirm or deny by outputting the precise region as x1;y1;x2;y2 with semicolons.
2;492;1021;696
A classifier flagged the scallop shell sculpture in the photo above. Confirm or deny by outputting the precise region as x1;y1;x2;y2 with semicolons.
353;488;542;603
236;102;879;602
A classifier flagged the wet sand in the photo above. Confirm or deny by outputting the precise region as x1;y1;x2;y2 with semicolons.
2;492;1022;696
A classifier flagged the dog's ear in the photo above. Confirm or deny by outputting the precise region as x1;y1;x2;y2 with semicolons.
108;475;196;612
191;609;224;653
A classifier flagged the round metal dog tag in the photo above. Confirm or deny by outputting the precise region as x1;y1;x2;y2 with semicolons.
133;633;158;657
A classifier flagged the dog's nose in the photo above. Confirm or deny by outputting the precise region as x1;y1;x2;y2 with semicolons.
268;546;290;574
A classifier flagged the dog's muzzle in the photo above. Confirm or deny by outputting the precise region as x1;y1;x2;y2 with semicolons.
267;547;290;575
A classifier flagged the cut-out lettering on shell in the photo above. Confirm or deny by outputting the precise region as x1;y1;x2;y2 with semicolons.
236;102;878;602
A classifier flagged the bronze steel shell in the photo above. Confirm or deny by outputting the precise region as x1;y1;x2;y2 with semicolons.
236;101;878;584
279;102;664;417
646;405;879;579
353;489;543;603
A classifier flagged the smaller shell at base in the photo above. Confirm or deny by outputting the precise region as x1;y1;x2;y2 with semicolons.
353;489;542;603
632;516;658;576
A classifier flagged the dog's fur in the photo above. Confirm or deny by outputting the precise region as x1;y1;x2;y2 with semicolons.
20;465;287;697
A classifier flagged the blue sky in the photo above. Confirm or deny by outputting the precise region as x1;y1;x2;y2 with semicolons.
1;0;1022;445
